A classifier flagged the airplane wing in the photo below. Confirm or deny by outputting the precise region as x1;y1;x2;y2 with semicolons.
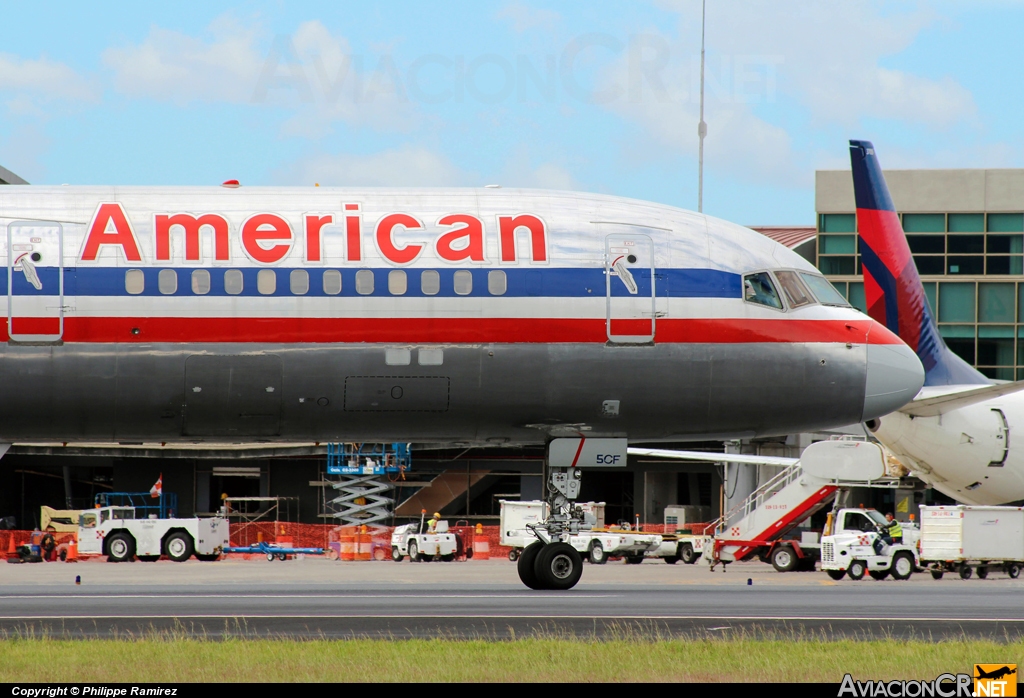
899;380;1024;418
627;447;799;466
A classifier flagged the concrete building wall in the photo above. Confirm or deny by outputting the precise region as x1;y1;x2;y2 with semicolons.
817;169;1024;213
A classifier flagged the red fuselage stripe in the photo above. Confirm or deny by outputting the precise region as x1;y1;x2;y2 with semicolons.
0;317;904;345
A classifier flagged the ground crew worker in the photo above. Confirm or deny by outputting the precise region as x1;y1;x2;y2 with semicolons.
885;513;903;544
428;512;441;533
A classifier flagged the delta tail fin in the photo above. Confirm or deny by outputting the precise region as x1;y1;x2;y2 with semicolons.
849;140;989;386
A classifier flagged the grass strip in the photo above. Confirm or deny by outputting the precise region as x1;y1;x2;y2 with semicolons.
1;627;1020;683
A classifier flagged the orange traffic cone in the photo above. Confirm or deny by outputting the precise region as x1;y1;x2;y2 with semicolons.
65;537;78;563
6;533;16;559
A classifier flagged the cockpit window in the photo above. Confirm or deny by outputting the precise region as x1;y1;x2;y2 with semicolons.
743;272;783;310
799;273;850;307
774;271;813;308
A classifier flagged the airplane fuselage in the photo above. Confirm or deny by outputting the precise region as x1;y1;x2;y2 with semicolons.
0;185;919;445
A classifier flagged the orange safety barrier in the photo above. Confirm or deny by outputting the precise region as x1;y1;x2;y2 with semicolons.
338;527;356;561
355;526;372;561
472;523;491;560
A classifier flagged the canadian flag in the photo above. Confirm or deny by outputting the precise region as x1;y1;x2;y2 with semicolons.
150;474;163;499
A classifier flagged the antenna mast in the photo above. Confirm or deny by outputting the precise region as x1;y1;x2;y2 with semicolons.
697;0;707;213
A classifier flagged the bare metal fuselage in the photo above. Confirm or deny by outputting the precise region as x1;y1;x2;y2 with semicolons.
0;186;919;444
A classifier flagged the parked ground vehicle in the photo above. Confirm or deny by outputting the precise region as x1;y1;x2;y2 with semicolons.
918;505;1024;580
646;531;707;564
77;506;229;562
820;507;920;581
390;513;459;562
500;500;659;563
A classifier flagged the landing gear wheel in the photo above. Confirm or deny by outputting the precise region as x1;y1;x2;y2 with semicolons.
1007;563;1021;579
770;546;798;573
408;540;420;562
138;555;160;563
827;570;846;581
869;570;889;581
588;542;607;565
930;570;944;580
977;566;989;579
164;532;194;562
508;549;519;562
106;533;135;563
959;565;973;580
847;560;867;580
679;543;697;564
517;541;546;590
535;543;584;590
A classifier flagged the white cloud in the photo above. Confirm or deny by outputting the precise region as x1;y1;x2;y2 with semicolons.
595;1;979;186
0;53;97;103
274;146;470;187
103;16;415;133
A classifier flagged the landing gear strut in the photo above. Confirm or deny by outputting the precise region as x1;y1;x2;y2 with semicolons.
517;465;591;590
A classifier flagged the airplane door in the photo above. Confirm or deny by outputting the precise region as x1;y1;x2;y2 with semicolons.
605;233;655;343
6;221;63;342
988;408;1009;467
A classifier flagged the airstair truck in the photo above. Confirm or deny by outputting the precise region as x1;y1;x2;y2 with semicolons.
706;437;905;572
77;506;229;562
918;505;1024;580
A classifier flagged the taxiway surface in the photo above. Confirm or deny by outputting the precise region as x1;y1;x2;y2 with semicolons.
1;557;1021;640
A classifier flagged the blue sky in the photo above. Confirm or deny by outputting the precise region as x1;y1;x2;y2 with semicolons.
2;1;1022;225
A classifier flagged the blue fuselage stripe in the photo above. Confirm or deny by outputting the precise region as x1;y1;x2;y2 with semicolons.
3;267;742;299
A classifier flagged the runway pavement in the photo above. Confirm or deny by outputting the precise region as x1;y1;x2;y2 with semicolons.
1;557;1022;640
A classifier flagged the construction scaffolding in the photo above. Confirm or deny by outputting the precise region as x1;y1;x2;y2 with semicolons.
222;496;299;545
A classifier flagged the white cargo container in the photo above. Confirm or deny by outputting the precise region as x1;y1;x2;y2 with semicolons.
919;505;1024;580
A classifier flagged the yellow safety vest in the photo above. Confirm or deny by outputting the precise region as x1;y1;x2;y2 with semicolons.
888;520;902;539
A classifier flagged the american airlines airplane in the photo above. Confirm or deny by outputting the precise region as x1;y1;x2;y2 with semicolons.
851;140;1024;504
0;179;921;446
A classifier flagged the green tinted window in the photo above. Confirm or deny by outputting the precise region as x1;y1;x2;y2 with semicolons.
819;235;855;254
948;213;984;232
922;282;937;317
818;257;855;275
847;281;866;313
979;283;1015;323
978;325;1014;338
938;283;976;322
938;325;975;338
820;214;856;233
902;213;945;232
987;213;1024;232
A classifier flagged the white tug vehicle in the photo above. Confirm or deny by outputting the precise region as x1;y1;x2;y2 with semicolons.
77;506;230;562
819;507;920;581
390;511;459;562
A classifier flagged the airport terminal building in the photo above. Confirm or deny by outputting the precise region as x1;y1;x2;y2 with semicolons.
816;168;1024;380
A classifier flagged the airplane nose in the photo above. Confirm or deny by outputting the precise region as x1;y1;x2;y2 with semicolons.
862;342;925;421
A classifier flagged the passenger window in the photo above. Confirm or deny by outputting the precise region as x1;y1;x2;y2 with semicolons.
257;269;276;295
774;271;813;308
125;269;145;295
388;270;407;295
158;269;177;295
355;269;374;295
421;270;440;296
742;272;783;310
488;270;506;296
290;269;309;295
322;270;342;295
191;269;210;295
224;269;243;295
453;270;473;295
